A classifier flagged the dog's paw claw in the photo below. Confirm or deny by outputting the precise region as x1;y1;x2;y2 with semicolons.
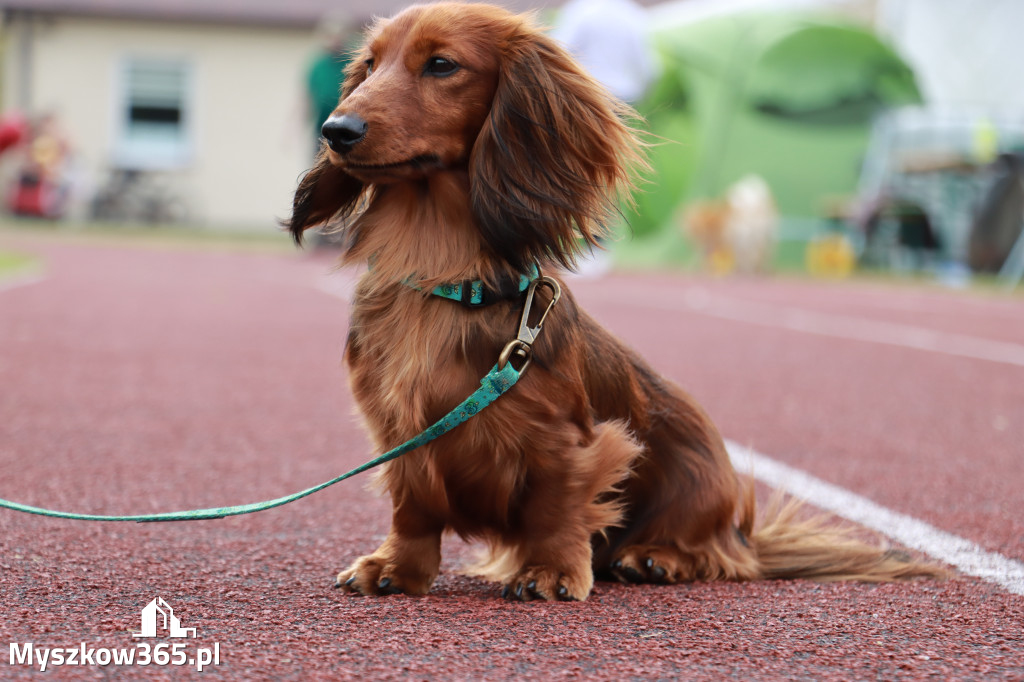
501;582;530;602
502;580;540;602
556;585;578;602
334;572;362;595
644;557;668;582
622;566;644;583
378;577;404;595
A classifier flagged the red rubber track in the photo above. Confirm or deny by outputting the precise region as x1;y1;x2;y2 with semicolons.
1;234;1021;680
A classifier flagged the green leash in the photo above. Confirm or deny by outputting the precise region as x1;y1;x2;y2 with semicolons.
0;362;521;522
0;275;561;523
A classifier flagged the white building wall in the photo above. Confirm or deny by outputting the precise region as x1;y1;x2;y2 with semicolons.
4;14;319;229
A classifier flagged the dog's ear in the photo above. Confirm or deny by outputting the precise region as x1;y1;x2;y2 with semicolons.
286;148;365;245
469;29;644;272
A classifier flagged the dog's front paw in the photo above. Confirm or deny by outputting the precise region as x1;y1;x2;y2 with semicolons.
334;555;433;597
500;565;593;602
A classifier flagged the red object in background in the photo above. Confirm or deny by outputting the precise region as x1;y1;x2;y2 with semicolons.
8;172;50;216
0;112;28;154
3;111;69;218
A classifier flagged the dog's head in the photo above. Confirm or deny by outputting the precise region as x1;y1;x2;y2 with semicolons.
287;2;643;272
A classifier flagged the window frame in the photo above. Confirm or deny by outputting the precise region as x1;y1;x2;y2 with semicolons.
112;56;195;170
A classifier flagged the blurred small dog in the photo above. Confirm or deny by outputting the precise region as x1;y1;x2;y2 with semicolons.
685;175;778;275
288;2;942;601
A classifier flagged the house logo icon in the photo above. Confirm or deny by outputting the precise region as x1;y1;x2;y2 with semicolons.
133;597;197;638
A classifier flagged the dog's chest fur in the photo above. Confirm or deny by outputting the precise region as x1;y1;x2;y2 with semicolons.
344;280;534;529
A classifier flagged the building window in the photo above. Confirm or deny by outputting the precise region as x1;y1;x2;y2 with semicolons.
114;58;192;169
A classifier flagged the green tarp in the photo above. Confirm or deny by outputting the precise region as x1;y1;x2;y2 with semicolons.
629;13;921;240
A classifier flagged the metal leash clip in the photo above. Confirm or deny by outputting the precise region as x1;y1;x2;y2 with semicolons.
498;275;561;375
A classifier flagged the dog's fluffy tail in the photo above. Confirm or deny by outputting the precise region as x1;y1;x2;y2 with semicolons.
738;479;948;582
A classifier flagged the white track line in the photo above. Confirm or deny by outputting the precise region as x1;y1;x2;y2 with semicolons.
619;286;1024;369
0;271;45;294
726;440;1024;596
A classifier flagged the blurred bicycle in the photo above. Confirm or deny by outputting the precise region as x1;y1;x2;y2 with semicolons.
90;168;188;225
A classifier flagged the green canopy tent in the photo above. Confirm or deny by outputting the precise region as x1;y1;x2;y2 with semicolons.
625;13;921;263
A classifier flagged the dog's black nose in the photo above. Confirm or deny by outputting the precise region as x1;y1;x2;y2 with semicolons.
321;114;367;153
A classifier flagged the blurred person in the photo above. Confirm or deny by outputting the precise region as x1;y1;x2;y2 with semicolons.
552;0;657;105
8;113;71;219
306;15;356;159
553;0;657;277
303;15;360;249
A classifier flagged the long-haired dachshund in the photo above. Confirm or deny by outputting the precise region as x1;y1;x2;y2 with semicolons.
288;2;943;601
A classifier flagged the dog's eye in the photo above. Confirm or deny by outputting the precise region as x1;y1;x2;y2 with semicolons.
424;56;459;77
364;58;375;76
